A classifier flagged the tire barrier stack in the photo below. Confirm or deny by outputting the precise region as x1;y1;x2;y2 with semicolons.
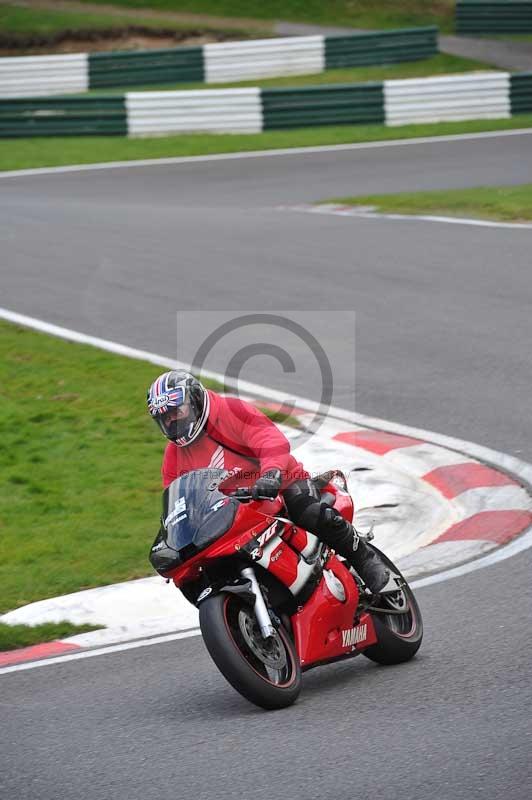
383;72;511;126
324;28;437;69
0;96;127;137
456;1;532;33
0;53;88;98
2;71;531;138
261;83;384;129
203;35;324;83
126;89;262;135
511;71;532;113
89;46;204;89
0;28;437;98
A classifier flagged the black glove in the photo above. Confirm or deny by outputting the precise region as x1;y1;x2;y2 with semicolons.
251;469;282;500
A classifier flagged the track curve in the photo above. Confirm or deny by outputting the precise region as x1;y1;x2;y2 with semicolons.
1;131;531;800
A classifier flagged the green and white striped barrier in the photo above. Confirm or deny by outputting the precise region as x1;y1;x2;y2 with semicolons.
0;28;437;98
1;71;531;138
456;1;532;33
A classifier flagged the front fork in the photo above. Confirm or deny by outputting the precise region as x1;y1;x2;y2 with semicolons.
240;567;276;639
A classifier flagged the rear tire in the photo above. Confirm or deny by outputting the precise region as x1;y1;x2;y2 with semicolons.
363;546;423;666
199;593;302;710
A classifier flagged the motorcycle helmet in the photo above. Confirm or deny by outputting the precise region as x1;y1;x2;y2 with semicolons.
147;370;210;447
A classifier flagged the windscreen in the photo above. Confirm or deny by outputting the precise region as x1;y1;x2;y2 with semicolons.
159;468;238;560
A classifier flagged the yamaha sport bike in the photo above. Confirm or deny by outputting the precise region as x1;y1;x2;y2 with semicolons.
150;468;423;710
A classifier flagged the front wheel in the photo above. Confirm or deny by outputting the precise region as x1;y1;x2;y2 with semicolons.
199;593;302;710
363;546;423;666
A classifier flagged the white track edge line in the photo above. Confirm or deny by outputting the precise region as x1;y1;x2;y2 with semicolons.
410;526;532;589
285;205;532;231
1;128;531;179
366;212;532;230
0;629;201;676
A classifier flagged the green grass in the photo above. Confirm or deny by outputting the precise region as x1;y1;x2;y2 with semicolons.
86;54;491;95
2;115;532;173
0;2;262;42
325;184;532;222
59;1;458;33
0;621;101;651
0;321;175;614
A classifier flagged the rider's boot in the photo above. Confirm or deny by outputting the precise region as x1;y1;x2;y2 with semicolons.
318;508;390;593
349;537;390;594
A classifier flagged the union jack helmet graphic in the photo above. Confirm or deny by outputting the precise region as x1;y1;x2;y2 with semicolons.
147;370;210;447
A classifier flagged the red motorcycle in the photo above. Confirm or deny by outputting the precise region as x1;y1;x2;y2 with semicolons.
150;467;423;710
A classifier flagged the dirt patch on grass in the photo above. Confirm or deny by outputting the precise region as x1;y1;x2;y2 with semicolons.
0;0;272;54
0;27;246;56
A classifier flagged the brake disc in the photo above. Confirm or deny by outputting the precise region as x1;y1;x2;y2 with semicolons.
238;609;287;669
383;583;408;612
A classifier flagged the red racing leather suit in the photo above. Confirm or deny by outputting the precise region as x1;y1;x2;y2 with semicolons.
161;390;308;489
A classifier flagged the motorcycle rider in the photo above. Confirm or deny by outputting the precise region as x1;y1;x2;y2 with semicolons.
147;370;389;593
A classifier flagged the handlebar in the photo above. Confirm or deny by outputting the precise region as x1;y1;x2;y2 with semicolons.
230;487;254;501
229;487;279;502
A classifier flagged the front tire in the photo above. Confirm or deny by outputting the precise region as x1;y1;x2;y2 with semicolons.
199;593;302;710
363;546;423;666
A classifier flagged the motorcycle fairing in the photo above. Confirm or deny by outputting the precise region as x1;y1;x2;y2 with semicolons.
152;469;380;666
291;556;377;668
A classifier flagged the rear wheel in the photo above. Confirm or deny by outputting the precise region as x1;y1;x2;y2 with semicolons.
362;546;423;665
199;593;302;710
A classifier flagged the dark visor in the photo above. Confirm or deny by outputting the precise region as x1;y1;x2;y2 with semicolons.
156;405;193;440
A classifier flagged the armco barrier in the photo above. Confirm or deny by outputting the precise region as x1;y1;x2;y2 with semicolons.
325;27;437;69
0;28;437;98
262;84;384;129
384;72;511;126
2;70;531;138
0;53;88;98
510;72;532;114
456;1;532;33
126;88;262;135
89;46;204;89
0;96;126;137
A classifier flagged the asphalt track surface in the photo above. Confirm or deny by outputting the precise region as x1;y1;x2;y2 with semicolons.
1;131;532;800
